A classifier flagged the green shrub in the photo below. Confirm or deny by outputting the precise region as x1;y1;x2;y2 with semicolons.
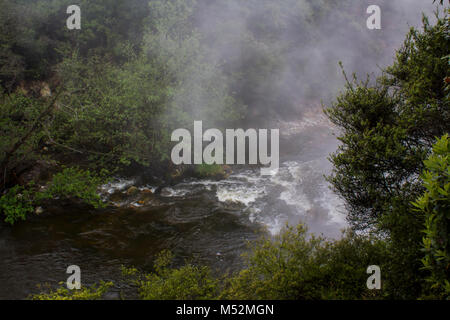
221;225;388;300
31;281;113;300
0;167;107;225
0;184;34;225
412;134;450;299
36;167;108;209
193;164;227;179
124;251;219;300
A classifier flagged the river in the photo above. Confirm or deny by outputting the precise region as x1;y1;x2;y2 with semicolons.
0;110;347;299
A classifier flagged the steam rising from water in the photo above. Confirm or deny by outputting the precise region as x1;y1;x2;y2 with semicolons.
189;0;437;125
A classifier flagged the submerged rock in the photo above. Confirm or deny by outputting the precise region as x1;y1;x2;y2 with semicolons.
107;186;157;208
109;191;128;204
126;186;139;196
140;188;153;195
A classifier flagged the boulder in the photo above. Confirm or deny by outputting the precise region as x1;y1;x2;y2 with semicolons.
126;186;139;196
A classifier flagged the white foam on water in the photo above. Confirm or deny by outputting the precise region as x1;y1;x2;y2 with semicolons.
248;207;261;223
100;178;136;194
139;185;158;193
271;160;317;212
216;185;266;207
160;187;191;198
105;155;347;237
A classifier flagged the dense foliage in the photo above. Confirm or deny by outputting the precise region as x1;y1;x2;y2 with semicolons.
325;10;449;299
413;135;450;299
220;225;388;300
123;251;219;300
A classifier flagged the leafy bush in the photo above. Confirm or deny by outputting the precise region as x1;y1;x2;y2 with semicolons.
123;251;219;300
0;184;34;225
221;225;388;300
193;164;228;179
0;167;107;225
36;167;108;209
413;134;450;299
31;281;113;300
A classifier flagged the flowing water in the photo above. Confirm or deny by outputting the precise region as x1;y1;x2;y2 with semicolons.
0;112;347;299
